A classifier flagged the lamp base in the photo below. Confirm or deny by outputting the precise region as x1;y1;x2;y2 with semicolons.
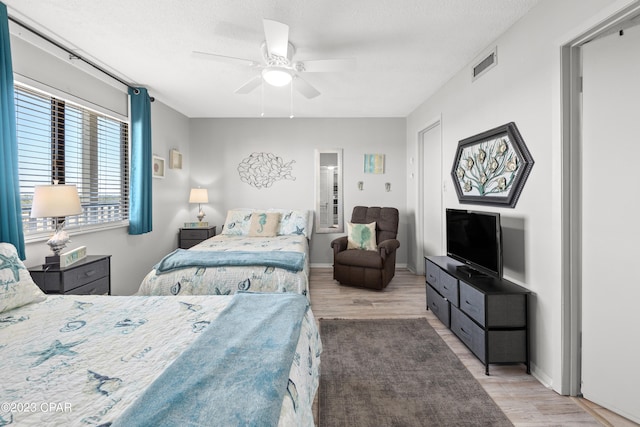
43;254;61;268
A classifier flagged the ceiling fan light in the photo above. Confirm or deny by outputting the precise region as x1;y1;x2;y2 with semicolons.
262;67;292;87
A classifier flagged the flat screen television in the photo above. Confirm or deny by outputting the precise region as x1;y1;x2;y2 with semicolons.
446;208;502;278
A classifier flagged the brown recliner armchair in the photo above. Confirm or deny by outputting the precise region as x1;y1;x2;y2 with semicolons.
331;206;400;290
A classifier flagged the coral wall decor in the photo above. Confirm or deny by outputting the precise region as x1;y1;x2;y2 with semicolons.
237;152;296;188
451;122;534;208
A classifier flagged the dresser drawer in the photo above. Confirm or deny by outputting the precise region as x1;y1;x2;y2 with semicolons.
459;280;485;326
427;284;450;327
487;330;527;363
65;277;110;295
61;258;109;292
425;259;440;289
439;271;459;307
451;305;486;363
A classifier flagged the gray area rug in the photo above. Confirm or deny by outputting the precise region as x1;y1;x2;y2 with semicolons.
318;318;513;427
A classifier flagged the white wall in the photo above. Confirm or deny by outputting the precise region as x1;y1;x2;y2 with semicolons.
405;0;624;392
189;118;407;265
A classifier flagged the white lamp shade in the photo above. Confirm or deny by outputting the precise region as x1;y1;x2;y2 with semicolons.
189;188;209;204
30;184;82;218
262;67;292;87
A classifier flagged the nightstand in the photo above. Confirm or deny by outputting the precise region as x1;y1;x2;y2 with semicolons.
179;226;216;249
29;255;111;295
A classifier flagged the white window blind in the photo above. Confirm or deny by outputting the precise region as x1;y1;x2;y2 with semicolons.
15;84;129;235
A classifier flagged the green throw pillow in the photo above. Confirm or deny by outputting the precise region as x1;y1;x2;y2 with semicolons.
347;222;377;251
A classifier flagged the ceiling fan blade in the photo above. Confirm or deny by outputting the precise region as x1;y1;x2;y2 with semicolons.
235;75;262;94
296;58;356;73
192;51;258;67
263;19;289;58
294;76;320;99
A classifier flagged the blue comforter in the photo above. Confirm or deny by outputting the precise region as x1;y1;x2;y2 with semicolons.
155;249;305;273
112;292;309;427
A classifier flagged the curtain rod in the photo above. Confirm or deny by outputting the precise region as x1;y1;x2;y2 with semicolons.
8;15;155;102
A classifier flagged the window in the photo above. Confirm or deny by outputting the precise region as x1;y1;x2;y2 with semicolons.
15;84;129;236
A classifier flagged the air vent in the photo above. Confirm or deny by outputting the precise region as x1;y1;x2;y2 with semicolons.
472;47;497;81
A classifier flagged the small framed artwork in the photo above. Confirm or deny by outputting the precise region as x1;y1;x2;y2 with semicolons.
169;149;183;169
364;153;385;174
153;156;165;178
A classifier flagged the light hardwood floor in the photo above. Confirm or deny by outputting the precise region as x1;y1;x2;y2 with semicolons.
309;267;638;427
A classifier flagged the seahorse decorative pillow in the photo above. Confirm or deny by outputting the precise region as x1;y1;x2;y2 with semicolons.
347;222;377;251
0;243;47;313
248;212;281;237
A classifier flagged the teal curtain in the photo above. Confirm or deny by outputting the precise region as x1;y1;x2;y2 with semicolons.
0;2;26;259
128;87;153;234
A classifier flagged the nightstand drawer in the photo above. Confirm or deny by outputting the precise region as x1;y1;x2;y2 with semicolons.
29;255;111;295
61;258;109;291
181;229;210;240
179;226;216;249
65;276;110;295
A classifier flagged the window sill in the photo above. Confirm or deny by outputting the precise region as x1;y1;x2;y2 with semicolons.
24;221;130;244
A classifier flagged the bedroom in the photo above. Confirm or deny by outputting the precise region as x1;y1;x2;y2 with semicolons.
1;0;639;425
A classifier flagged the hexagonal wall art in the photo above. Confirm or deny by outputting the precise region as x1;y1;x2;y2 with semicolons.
451;122;534;208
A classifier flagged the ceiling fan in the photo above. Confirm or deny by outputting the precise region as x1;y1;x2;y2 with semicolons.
193;19;355;99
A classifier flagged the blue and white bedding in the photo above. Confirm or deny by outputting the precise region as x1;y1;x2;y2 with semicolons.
0;293;321;426
137;234;310;297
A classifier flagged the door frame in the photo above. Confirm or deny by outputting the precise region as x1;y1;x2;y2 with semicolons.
560;1;640;396
417;116;442;275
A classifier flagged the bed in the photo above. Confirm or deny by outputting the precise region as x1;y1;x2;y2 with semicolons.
136;208;313;297
0;243;321;426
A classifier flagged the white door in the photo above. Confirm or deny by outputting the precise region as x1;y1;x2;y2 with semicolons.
581;24;640;423
421;122;443;269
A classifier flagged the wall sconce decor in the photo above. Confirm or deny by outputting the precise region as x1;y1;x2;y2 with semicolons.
357;181;364;191
169;149;183;169
30;181;83;266
385;182;391;192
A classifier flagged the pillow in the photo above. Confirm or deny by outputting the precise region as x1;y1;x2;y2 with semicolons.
347;222;377;251
268;209;311;238
248;212;281;237
0;243;47;313
220;209;254;236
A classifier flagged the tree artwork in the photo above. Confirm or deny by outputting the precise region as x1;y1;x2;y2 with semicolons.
451;122;534;208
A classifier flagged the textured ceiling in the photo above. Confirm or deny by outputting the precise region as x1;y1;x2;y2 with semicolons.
4;0;539;118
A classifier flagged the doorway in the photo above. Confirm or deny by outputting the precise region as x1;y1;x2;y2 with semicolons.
562;3;640;423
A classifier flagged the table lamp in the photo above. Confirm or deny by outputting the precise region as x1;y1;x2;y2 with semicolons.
30;181;83;266
189;188;209;222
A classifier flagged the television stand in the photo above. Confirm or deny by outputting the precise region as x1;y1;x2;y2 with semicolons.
425;255;530;375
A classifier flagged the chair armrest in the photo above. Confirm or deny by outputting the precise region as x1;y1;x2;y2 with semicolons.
331;236;348;254
378;239;400;260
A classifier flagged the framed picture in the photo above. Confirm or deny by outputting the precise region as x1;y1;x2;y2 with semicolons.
450;122;534;208
153;156;165;178
169;149;183;169
364;153;385;174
